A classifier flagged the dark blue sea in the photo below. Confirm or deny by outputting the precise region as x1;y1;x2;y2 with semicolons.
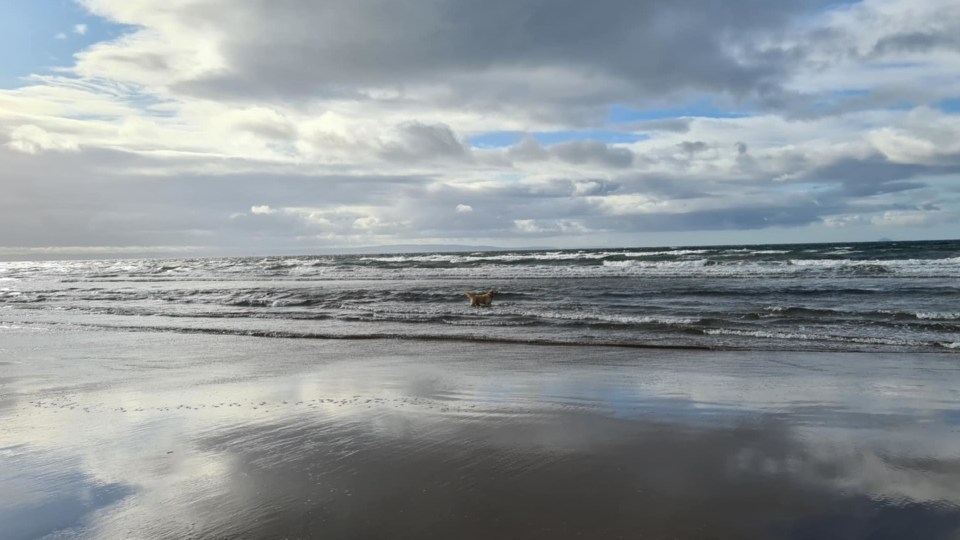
2;240;958;352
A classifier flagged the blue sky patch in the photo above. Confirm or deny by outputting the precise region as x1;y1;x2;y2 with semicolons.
469;130;647;149
939;98;960;114
607;101;749;123
0;0;132;88
830;89;870;97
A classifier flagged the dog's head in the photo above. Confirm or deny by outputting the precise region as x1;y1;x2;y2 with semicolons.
486;290;498;297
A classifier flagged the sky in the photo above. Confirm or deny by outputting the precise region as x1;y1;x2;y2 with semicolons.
1;0;959;258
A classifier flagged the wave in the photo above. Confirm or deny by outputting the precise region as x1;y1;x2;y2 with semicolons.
10;318;953;352
913;311;960;320
501;309;701;327
765;306;960;322
30;320;714;350
5;250;960;281
357;249;714;265
0;323;48;331
701;328;922;348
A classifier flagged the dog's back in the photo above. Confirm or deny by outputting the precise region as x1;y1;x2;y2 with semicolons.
464;290;497;306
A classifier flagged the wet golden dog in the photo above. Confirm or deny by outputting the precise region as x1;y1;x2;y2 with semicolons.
464;290;497;307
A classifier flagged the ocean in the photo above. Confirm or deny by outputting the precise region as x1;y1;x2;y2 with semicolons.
2;239;958;353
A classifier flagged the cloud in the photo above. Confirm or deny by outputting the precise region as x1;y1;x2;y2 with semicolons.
552;140;634;168
7;125;79;154
678;140;710;156
867;111;960;166
250;205;276;215
377;122;470;163
1;0;959;254
633;118;693;134
77;0;818;115
506;137;634;168
223;108;297;141
514;219;588;235
73;24;88;36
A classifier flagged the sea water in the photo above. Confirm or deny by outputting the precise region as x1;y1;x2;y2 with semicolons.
1;240;958;352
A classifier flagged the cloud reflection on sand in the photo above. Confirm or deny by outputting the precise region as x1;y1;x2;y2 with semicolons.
1;331;959;539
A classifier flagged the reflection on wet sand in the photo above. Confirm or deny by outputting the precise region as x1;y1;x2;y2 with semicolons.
1;331;959;539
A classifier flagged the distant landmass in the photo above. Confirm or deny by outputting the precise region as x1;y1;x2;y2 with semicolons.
316;244;508;255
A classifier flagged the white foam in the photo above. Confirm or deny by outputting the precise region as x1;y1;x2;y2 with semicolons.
6;248;960;282
703;328;917;347
601;259;708;270
915;312;960;320
0;324;46;331
359;249;717;265
632;249;711;257
509;308;699;326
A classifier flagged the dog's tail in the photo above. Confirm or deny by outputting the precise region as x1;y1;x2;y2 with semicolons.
464;291;474;299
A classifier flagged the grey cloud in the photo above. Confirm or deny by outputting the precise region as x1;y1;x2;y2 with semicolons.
762;87;950;121
507;136;550;161
609;202;827;232
802;154;956;198
0;146;429;250
759;4;960;117
386;173;827;239
378;122;470;162
507;137;634;168
616;174;710;200
871;32;960;57
167;0;812;115
632;118;693;133
678;141;710;156
3;138;957;253
234;119;297;141
551;140;634;168
735;142;756;171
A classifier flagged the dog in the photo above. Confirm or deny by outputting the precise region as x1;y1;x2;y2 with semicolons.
464;290;497;307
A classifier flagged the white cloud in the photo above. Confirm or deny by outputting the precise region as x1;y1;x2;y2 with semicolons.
7;125;79;154
352;216;381;230
250;205;275;215
871;210;946;227
823;215;867;228
73;23;88;35
514;219;588;235
455;204;473;213
222;107;296;141
867;109;960;165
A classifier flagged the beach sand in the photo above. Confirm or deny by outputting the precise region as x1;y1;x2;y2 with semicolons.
2;328;959;539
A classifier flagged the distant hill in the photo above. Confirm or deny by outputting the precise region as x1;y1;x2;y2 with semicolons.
316;244;507;255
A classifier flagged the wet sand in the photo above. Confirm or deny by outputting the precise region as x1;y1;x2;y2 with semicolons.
2;328;960;539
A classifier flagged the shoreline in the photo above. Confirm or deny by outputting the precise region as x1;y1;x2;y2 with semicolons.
5;318;957;353
2;328;960;539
